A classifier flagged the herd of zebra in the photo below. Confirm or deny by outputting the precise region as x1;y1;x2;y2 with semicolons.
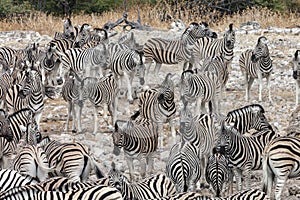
0;17;299;200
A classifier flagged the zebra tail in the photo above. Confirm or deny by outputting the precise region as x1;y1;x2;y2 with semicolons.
91;157;105;179
262;152;272;194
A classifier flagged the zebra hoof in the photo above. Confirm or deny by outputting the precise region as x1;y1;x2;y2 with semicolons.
72;129;77;133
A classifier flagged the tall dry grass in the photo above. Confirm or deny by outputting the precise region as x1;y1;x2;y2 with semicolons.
0;6;298;36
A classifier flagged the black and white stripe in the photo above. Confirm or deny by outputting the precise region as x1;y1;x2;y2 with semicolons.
191;23;235;69
262;136;300;200
166;140;201;192
113;117;158;180
205;147;229;197
143;22;208;77
108;47;145;104
42;139;105;182
135;73;176;146
218;122;279;192
239;36;273;102
12;144;52;182
292;50;300;106
180;70;220;114
0;169;38;192
73;72;118;134
109;162;176;200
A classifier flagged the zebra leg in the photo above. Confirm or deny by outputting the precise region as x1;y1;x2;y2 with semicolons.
246;77;254;101
158;123;164;150
266;74;273;103
124;73;133;104
257;72;263;102
126;156;135;181
154;63;162;76
65;101;72;132
34;112;43;130
74;103;83;133
169;119;176;145
93;106;98;135
140;158;147;179
296;81;299;107
71;102;77;133
275;176;288;200
233;168;243;191
147;155;154;176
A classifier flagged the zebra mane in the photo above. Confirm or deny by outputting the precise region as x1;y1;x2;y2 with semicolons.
295;50;299;60
227;104;265;116
8;108;32;118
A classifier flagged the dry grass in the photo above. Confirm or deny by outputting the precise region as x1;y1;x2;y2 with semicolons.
0;6;298;36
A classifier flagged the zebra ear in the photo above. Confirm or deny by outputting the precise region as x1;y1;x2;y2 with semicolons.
229;23;233;31
295;50;299;60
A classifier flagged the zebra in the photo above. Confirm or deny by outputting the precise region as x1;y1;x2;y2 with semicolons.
143;22;208;79
0;109;13;142
37;43;62;86
72;71;118;134
113;117;158;180
61;69;80;132
218;121;279;192
0;72;14;111
53;18;76;40
262;136;300;200
5;69;45;128
0;169;38;192
190;23;235;70
201;55;231;101
42;139;105;182
74;23;92;48
147;188;269;200
205;146;229;197
108;162;176;200
179;103;217;186
108;47;145;104
166;140;202;192
239;36;273;102
135;73;176;147
60;43;108;78
12;144;52;182
0;184;123;200
180;69;221;114
292;50;300;106
224;104;272;134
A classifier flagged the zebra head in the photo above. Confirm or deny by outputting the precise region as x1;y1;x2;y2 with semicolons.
0;109;13;142
224;23;235;49
25;43;40;65
217;121;239;150
108;162;126;192
112;120;129;155
182;22;208;45
63;18;74;39
251;36;269;63
293;50;300;80
20;69;43;98
250;104;272;131
133;50;146;86
74;23;91;48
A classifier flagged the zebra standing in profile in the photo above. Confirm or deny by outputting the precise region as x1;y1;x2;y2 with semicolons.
166;140;202;193
108;162;176;200
60;43;108;78
262;136;300;200
5;69;45;128
205;146;229;197
292;50;300;106
108;47;145;105
180;69;221;114
218;122;279;192
12;144;52;182
189;23;235;70
143;22;208;79
239;36;273;102
113;116;158;180
0;169;38;192
135;73;176;147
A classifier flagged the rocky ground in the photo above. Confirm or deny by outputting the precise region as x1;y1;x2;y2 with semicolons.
1;23;300;199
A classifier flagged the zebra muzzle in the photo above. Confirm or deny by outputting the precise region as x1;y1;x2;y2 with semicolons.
113;145;121;156
140;78;145;85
